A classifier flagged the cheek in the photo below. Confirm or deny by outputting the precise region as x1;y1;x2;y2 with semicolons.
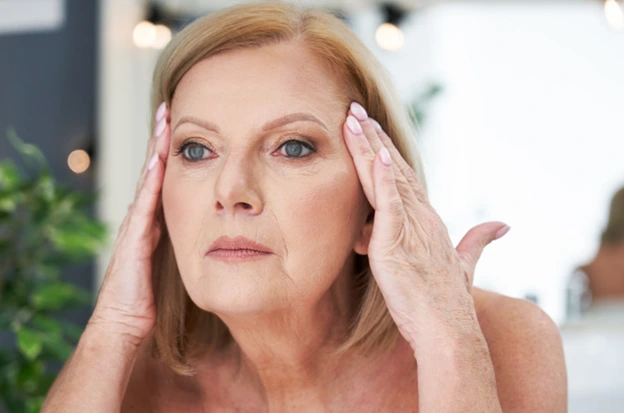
161;171;209;264
279;163;365;271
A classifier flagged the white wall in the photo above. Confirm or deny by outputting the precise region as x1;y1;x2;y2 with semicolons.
97;0;624;324
354;1;624;323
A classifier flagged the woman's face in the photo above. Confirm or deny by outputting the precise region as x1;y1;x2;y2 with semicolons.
162;42;372;316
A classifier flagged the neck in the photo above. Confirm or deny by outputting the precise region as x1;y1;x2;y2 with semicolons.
223;290;355;395
197;263;363;410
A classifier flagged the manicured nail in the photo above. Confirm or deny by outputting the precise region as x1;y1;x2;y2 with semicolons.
494;225;511;240
346;115;363;135
371;119;382;132
148;154;158;171
380;147;392;166
154;117;166;137
156;102;167;121
350;102;368;121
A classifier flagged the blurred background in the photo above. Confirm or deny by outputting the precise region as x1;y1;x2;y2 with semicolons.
1;0;623;411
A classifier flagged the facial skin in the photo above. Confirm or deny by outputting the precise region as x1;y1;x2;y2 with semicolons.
162;42;390;409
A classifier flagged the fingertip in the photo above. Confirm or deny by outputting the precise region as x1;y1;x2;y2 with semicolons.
494;224;511;240
379;147;392;167
148;154;159;171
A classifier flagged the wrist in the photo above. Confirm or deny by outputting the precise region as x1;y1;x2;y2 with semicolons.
406;308;485;360
411;322;489;365
81;320;146;356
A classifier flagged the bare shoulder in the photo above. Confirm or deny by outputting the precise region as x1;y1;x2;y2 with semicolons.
471;287;568;412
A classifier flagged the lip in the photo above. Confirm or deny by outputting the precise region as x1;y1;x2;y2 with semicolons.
206;235;273;255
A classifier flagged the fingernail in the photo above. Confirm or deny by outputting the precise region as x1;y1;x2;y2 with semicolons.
494;225;511;240
156;101;167;121
154;117;166;137
346;115;363;135
350;102;368;121
380;147;392;166
371;119;382;132
148;154;158;171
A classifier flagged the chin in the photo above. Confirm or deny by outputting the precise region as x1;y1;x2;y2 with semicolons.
186;278;287;316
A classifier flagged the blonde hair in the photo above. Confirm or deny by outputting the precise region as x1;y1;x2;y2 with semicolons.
147;2;426;376
601;186;624;245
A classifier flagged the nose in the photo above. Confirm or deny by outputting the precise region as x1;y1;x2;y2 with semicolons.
213;154;263;216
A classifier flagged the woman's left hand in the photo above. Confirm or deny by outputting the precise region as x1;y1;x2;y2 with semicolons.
343;102;510;351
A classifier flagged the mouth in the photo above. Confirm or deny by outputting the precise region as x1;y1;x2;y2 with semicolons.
206;235;273;256
206;248;272;261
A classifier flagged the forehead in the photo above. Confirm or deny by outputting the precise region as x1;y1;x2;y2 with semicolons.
172;42;347;124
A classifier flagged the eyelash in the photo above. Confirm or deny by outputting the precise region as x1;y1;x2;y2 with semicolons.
172;139;317;163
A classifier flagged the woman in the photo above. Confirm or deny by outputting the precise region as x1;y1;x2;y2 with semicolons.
42;3;567;412
566;185;624;322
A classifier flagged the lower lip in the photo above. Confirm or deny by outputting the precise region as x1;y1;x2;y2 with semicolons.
206;249;272;262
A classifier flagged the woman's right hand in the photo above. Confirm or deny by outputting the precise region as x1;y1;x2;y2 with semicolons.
87;102;170;346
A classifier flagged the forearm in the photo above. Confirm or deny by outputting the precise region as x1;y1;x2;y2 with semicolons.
41;324;141;413
413;323;502;413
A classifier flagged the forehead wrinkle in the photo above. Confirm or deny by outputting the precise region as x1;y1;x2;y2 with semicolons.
172;112;329;135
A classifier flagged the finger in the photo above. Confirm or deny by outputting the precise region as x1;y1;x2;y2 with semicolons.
371;146;404;246
135;106;169;196
456;222;510;284
126;154;164;255
349;102;406;184
154;115;171;164
349;102;427;206
343;114;377;209
144;103;168;161
369;118;427;204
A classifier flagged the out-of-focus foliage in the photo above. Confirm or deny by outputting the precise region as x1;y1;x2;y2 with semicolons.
0;129;107;413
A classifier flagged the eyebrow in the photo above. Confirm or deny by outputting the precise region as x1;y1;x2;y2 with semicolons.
173;112;328;133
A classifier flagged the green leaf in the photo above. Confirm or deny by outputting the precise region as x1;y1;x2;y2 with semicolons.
26;396;45;413
30;282;91;311
7;127;48;171
31;314;63;337
46;216;107;258
16;328;43;361
59;320;85;341
0;190;18;213
16;360;45;394
40;334;74;360
0;159;21;189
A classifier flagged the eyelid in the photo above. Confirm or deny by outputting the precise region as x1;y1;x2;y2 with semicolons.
173;136;317;163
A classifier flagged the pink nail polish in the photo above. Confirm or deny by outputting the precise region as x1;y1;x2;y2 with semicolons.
380;147;392;166
155;117;166;137
494;225;511;240
148;154;158;171
350;102;368;121
346;115;363;135
156;102;166;121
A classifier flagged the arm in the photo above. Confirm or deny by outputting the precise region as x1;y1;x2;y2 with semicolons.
411;297;503;413
413;293;567;413
41;325;142;413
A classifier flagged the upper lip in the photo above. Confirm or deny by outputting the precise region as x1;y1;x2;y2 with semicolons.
207;236;272;254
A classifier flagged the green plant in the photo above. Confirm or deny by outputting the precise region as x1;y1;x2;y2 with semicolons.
0;129;108;413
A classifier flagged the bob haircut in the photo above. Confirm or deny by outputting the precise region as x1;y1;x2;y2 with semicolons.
147;1;427;376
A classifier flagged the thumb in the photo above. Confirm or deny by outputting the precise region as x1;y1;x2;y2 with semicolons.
455;222;510;284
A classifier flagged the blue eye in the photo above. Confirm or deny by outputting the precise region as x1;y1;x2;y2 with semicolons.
278;139;315;159
173;138;316;163
174;142;210;162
